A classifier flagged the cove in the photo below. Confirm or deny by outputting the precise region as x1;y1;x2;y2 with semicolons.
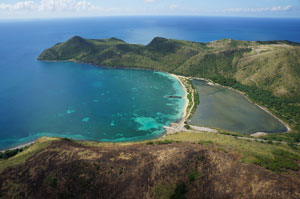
1;17;298;150
0;62;186;150
190;80;287;134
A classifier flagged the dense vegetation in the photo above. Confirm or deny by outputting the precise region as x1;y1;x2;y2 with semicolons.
250;149;299;172
38;36;300;143
186;79;200;119
0;148;23;160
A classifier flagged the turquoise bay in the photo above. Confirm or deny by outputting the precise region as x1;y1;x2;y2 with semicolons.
0;62;186;150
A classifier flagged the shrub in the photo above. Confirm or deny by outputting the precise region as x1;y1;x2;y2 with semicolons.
146;141;154;145
45;176;57;188
252;149;299;172
155;140;174;145
171;182;188;199
188;169;202;183
219;132;239;137
118;167;123;175
0;148;21;160
152;183;176;199
198;140;213;147
267;140;273;144
184;124;190;129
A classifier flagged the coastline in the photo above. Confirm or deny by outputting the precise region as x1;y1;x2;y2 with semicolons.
252;103;291;132
169;74;189;121
162;74;189;135
162;74;217;135
0;141;35;153
2;60;291;152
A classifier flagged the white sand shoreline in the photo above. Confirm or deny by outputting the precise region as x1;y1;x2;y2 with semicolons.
0;141;35;153
169;74;189;122
162;73;189;135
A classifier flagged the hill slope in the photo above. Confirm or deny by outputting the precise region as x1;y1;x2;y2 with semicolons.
1;133;300;199
38;36;300;98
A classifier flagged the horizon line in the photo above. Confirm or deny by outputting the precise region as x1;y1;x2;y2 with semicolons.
1;15;300;22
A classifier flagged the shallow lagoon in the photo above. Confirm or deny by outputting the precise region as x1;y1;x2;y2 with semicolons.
190;80;287;134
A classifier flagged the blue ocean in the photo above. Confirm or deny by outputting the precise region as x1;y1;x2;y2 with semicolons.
0;16;300;150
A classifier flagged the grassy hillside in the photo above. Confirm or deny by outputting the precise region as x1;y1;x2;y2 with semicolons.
0;133;300;199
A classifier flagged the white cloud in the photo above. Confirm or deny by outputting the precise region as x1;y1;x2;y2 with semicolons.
0;1;296;19
144;0;156;3
38;0;95;11
270;5;292;11
169;4;178;10
0;1;37;11
0;0;96;12
223;5;293;13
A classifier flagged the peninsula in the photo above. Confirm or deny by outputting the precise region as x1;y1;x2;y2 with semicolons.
38;36;300;132
1;37;300;199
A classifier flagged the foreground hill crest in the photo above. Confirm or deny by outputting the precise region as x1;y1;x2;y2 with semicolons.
1;135;300;199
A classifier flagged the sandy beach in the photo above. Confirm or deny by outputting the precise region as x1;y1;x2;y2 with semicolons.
165;74;219;134
0;140;35;153
170;74;189;121
164;74;189;133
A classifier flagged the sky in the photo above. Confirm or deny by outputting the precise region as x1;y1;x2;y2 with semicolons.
0;0;300;19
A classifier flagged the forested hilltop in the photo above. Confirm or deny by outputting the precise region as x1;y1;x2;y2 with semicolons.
38;36;300;140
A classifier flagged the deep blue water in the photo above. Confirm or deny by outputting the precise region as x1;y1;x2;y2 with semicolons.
1;16;300;150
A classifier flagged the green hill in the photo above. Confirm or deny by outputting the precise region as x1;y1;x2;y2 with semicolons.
38;36;300;98
38;36;300;133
